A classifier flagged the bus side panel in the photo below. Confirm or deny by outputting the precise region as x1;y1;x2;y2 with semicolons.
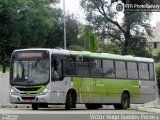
51;77;71;104
102;79;140;104
73;77;140;104
133;80;156;103
73;77;98;103
72;77;83;103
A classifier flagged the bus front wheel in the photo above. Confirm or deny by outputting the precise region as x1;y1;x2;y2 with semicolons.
65;92;75;110
32;103;38;110
114;92;130;109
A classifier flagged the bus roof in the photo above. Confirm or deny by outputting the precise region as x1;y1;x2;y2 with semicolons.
13;48;70;55
13;48;154;62
70;51;154;62
13;48;52;52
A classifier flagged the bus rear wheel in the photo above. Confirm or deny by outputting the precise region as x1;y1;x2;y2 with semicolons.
32;103;38;110
114;93;130;109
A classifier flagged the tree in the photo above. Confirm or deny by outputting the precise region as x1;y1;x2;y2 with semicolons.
80;0;153;57
15;0;58;47
69;25;122;54
82;26;99;52
0;0;59;63
45;12;80;49
98;43;122;54
68;25;99;52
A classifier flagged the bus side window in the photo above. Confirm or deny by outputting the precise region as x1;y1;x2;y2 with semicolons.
57;60;63;79
51;59;63;81
138;63;149;80
149;63;154;79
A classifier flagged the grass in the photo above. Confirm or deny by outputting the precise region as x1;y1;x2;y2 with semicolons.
0;66;10;72
152;48;160;56
155;63;160;69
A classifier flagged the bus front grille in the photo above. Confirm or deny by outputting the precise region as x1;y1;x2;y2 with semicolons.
21;97;35;100
16;87;41;91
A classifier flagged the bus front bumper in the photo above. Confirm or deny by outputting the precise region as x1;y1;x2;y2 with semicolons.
9;93;51;104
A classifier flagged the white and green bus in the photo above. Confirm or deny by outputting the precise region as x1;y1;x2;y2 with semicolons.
9;48;156;110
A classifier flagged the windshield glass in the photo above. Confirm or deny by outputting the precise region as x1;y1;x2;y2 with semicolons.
10;51;50;86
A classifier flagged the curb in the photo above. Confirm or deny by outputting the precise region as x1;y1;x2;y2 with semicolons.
1;103;160;113
0;104;31;109
138;107;160;114
0;104;65;109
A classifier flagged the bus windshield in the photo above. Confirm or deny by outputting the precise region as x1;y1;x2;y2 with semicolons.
10;51;50;86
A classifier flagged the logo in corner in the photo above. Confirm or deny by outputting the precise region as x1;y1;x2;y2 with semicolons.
112;0;124;12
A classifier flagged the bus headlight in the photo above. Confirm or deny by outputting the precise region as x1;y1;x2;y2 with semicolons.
39;88;49;95
10;88;18;95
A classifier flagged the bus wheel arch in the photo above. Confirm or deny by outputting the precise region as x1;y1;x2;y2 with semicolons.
65;89;77;110
114;90;130;109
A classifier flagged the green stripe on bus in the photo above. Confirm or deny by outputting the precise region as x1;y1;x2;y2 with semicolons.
70;51;136;61
26;86;46;94
72;77;140;98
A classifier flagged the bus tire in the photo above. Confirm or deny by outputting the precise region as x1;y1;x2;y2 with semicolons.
114;92;130;109
32;103;38;110
65;92;74;110
121;92;130;109
85;104;101;109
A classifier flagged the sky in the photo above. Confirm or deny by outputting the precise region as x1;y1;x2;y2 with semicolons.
58;0;160;27
58;0;86;23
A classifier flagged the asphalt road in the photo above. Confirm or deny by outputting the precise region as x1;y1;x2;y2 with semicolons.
0;72;10;105
0;107;158;120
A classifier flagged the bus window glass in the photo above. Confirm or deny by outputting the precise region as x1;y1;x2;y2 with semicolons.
139;63;149;80
149;63;154;79
75;57;89;76
90;59;103;77
10;51;50;86
115;61;127;78
103;60;115;78
51;59;63;80
127;62;138;79
64;56;76;76
12;60;49;85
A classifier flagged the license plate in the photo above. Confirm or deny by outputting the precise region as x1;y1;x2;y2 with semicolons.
24;99;32;103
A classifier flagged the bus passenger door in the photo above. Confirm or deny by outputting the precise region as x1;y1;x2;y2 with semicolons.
51;56;67;103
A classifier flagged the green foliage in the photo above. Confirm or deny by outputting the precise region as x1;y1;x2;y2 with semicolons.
68;45;86;51
45;12;80;49
152;49;160;57
122;36;152;57
69;25;122;54
0;65;10;72
0;0;59;63
83;27;98;52
98;43;122;54
154;51;160;62
67;25;100;52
